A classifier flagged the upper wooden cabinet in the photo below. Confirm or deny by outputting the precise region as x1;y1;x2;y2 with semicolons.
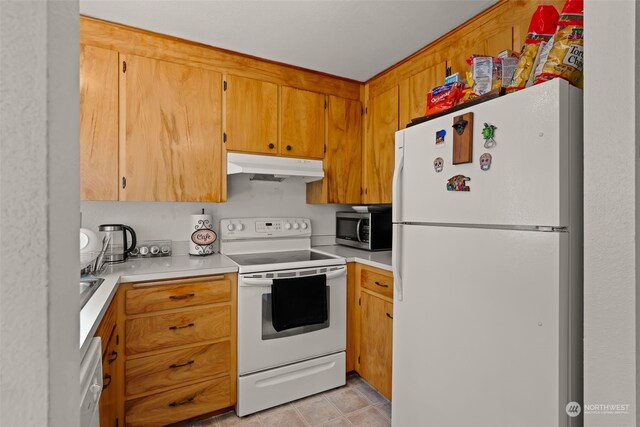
80;44;119;201
399;61;447;127
224;75;278;155
307;96;362;204
447;26;514;76
120;54;223;202
363;86;398;204
280;86;326;159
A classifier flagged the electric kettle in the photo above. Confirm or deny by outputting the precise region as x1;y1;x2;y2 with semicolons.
98;224;137;263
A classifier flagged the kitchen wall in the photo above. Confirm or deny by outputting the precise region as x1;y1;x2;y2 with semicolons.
81;174;351;252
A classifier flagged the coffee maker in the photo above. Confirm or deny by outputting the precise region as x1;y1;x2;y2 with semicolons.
98;224;137;263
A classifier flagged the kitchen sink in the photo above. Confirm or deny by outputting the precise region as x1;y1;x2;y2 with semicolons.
80;277;104;308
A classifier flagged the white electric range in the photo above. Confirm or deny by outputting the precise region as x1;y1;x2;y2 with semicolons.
220;218;347;417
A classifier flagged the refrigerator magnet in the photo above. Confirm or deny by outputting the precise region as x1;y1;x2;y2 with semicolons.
433;157;444;173
435;129;446;145
480;153;492;171
482;123;497;148
446;175;471;192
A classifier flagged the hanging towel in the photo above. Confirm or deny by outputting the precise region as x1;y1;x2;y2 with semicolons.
271;274;327;332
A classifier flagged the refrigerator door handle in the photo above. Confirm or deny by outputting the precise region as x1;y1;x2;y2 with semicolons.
392;134;404;223
392;223;403;301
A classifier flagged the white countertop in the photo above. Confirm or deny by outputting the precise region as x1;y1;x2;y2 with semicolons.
312;245;392;271
80;254;238;358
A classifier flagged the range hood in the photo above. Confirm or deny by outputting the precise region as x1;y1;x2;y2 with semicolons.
227;153;324;183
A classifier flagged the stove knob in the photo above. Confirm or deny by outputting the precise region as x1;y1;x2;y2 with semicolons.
284;222;292;230
293;223;300;230
237;223;245;231
227;224;235;231
301;222;308;230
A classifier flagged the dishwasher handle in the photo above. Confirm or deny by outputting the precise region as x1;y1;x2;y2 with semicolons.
241;267;346;287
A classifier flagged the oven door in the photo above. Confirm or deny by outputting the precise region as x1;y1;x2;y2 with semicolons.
238;265;346;375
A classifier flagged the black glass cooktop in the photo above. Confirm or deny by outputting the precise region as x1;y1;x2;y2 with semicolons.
226;250;336;267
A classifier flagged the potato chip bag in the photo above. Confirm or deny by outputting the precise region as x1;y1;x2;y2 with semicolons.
534;0;584;88
425;82;462;116
506;5;559;93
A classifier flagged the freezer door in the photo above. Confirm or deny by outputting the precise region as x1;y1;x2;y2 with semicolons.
397;79;582;227
392;225;576;427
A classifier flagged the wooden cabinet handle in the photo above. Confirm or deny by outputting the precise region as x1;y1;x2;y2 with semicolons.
169;323;194;331
169;293;195;300
268;143;275;149
286;145;292;151
108;350;118;364
169;360;195;369
386;312;393;320
169;396;195;407
375;281;389;288
103;373;112;390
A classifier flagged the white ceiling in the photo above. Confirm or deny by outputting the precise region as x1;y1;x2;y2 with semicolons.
79;0;497;82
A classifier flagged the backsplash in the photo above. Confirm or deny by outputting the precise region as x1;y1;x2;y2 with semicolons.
81;175;349;253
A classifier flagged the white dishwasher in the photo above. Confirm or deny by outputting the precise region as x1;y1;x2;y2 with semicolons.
80;337;103;427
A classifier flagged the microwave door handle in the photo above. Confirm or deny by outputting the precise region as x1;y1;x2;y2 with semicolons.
356;219;363;243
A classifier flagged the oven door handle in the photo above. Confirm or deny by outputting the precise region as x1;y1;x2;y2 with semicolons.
241;268;346;287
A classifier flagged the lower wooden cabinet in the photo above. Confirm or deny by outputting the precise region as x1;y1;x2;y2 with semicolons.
100;329;120;427
113;273;237;427
355;263;394;400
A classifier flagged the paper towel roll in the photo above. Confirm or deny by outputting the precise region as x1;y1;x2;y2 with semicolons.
189;213;216;256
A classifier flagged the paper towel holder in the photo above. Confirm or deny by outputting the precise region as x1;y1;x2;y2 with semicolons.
190;208;217;256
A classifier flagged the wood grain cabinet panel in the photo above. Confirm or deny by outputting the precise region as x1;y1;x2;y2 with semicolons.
120;54;223;202
399;61;447;127
359;292;393;400
100;329;120;427
125;306;231;355
125;279;231;315
125;376;231;427
361;268;394;300
364;86;398;204
125;342;230;396
280;86;325;159
224;75;278;155
346;263;356;372
80;44;119;201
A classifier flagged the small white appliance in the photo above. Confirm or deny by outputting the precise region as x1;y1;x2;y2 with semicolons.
80;337;103;427
226;152;324;182
220;218;346;416
392;79;583;427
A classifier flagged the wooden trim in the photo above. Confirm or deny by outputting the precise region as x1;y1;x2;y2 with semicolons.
130;275;227;288
80;16;361;100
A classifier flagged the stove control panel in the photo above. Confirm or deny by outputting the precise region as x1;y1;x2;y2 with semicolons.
220;218;312;239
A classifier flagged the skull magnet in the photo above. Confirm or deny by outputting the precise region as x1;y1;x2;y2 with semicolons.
433;157;444;173
479;153;492;171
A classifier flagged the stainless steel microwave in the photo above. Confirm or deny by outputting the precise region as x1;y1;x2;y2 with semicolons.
335;211;392;251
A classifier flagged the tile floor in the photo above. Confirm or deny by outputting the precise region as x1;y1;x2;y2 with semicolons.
184;374;391;427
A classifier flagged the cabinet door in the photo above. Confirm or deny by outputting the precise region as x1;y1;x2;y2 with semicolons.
364;86;398;204
280;86;325;159
359;292;393;399
100;330;120;427
447;26;514;76
120;54;223;202
224;75;278;155
80;45;119;200
346;263;356;372
399;61;447;127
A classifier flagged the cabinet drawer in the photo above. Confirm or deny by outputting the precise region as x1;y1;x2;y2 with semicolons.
361;268;394;299
125;376;231;427
125;306;230;355
126;278;231;315
125;342;230;396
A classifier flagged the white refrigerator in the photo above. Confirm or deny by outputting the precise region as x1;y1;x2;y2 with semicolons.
391;79;583;427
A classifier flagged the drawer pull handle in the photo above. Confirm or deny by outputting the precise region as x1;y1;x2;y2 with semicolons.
169;360;195;369
108;350;118;364
169;293;195;300
169;323;195;331
169;396;195;407
386;312;393;319
103;373;112;390
375;281;389;288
